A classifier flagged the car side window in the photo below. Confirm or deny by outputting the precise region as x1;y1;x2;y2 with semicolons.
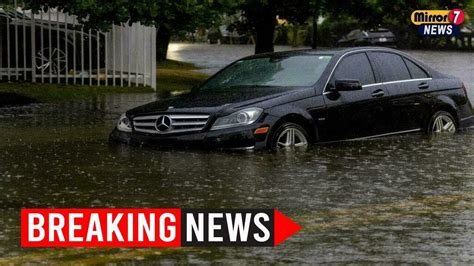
369;52;411;82
403;58;429;79
332;53;375;86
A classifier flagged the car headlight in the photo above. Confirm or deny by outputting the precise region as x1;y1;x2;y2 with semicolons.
116;114;132;132
211;107;263;130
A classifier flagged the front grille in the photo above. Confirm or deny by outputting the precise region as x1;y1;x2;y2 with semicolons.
133;114;210;134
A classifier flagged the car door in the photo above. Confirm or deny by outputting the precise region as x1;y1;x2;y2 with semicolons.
317;52;393;141
367;52;434;132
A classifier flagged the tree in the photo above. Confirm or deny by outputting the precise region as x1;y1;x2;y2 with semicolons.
154;0;222;60
23;0;223;60
236;0;313;54
309;0;325;49
23;0;160;30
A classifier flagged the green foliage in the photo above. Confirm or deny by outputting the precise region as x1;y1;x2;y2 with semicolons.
235;0;313;30
154;0;223;34
23;0;143;30
317;17;361;46
22;0;223;32
19;0;473;50
467;1;474;21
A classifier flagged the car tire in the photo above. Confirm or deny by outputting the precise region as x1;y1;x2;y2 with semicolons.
270;122;310;149
427;111;457;134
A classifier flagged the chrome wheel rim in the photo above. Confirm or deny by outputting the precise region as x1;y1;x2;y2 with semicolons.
432;115;456;134
36;48;67;74
276;127;308;148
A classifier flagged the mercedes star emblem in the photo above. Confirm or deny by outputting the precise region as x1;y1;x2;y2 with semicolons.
155;115;172;132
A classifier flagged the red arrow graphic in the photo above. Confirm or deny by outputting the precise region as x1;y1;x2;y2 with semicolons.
274;209;302;246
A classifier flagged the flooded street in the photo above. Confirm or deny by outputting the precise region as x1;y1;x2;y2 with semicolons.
1;44;473;263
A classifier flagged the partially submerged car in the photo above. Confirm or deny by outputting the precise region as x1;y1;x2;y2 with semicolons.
110;47;473;150
338;28;396;47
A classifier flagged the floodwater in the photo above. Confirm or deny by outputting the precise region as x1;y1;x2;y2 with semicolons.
0;45;473;264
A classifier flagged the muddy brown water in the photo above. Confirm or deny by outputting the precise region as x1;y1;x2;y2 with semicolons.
0;45;473;263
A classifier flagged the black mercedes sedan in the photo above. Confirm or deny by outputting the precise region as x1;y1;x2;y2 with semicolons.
110;47;474;150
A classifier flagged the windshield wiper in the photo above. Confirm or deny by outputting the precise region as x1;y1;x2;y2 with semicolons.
222;85;281;89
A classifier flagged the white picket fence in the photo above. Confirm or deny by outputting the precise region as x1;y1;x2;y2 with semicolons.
0;4;157;89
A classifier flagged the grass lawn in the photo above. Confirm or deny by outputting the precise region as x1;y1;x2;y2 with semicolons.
0;60;209;104
0;83;154;103
156;59;209;94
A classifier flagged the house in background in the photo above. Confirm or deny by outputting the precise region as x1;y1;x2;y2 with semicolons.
0;6;156;89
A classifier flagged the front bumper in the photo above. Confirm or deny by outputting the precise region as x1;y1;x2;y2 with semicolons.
109;122;273;150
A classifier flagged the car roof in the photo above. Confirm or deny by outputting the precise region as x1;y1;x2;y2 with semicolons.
241;47;442;78
243;47;404;59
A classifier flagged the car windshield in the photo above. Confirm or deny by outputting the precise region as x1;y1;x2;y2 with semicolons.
199;55;332;91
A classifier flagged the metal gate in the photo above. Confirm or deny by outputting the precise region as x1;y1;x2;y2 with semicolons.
0;3;156;89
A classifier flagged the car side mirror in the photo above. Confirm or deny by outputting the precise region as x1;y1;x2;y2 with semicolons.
335;79;363;91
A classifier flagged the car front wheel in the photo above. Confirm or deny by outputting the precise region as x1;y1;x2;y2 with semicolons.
270;122;309;149
428;111;457;134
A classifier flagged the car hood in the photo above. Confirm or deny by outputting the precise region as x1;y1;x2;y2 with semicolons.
127;87;300;116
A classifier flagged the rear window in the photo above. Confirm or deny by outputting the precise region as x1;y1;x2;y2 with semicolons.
369;52;411;82
403;58;429;79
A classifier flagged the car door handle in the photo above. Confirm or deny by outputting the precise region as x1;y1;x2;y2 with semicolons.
371;89;385;98
418;82;429;90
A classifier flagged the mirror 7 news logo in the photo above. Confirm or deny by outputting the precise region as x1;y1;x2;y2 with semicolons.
411;9;465;37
